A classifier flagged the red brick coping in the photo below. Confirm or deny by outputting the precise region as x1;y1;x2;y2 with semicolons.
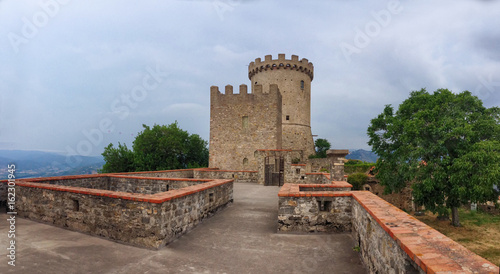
11;176;233;204
278;184;499;273
304;173;350;186
196;169;258;173
109;167;214;176
279;184;352;197
0;168;213;184
13;174;214;183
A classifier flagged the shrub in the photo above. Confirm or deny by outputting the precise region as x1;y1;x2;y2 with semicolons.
347;173;368;190
344;164;374;174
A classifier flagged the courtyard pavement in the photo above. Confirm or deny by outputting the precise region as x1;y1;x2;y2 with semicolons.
0;183;366;274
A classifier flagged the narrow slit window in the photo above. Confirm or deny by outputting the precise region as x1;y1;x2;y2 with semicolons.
242;116;249;132
286;115;290;121
318;200;332;212
73;200;80;211
300;80;305;90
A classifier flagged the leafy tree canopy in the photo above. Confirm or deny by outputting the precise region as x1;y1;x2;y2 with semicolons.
368;88;500;226
309;138;331;158
100;122;209;173
100;142;135;173
347;173;368;190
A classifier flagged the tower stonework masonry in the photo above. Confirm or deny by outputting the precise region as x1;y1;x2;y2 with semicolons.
209;84;282;171
249;54;315;157
209;54;316;171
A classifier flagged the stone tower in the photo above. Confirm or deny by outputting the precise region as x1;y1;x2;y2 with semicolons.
248;54;315;157
209;84;282;171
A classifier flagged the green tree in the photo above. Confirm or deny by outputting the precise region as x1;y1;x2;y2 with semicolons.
100;142;135;173
347;173;368;190
368;88;500;226
310;138;331;158
185;134;209;168
133;123;190;171
100;122;209;173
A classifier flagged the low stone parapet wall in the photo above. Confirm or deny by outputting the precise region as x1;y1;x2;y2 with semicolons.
115;168;197;178
306;158;330;173
20;175;110;189
21;175;212;194
301;173;330;184
15;178;233;249
107;175;210;193
299;182;352;192
278;184;499;273
193;169;258;183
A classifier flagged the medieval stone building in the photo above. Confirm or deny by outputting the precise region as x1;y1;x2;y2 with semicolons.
209;54;316;172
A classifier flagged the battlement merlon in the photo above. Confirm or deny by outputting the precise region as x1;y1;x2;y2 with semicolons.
210;84;279;96
248;53;314;81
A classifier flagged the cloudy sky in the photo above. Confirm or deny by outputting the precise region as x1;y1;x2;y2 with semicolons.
1;0;499;160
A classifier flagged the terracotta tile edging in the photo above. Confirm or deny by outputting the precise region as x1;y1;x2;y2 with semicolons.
196;170;258;173
278;184;500;273
108;175;213;182
351;191;499;273
16;179;234;204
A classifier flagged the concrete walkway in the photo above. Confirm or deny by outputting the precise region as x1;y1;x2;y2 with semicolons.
0;183;366;274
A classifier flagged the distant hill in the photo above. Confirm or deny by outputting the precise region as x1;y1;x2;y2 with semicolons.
345;149;378;163
0;150;104;179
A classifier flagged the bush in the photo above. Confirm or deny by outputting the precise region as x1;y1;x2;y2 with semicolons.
347;173;368;190
344;164;374;174
345;159;363;166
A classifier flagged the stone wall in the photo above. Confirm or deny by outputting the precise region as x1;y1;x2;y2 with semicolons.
278;195;352;233
277;184;499;273
306;158;330;173
108;176;207;194
287;172;351;187
193;170;258;183
24;176;110;189
351;197;421;273
15;179;233;249
25;175;209;195
327;150;349;181
118;169;195;178
209;84;282;171
302;173;330;184
248;54;315;156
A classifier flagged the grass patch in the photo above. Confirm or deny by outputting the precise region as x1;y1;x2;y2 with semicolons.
413;208;500;266
456;238;473;243
459;208;500;226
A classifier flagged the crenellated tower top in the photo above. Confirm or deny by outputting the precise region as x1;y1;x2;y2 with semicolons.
248;54;314;81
